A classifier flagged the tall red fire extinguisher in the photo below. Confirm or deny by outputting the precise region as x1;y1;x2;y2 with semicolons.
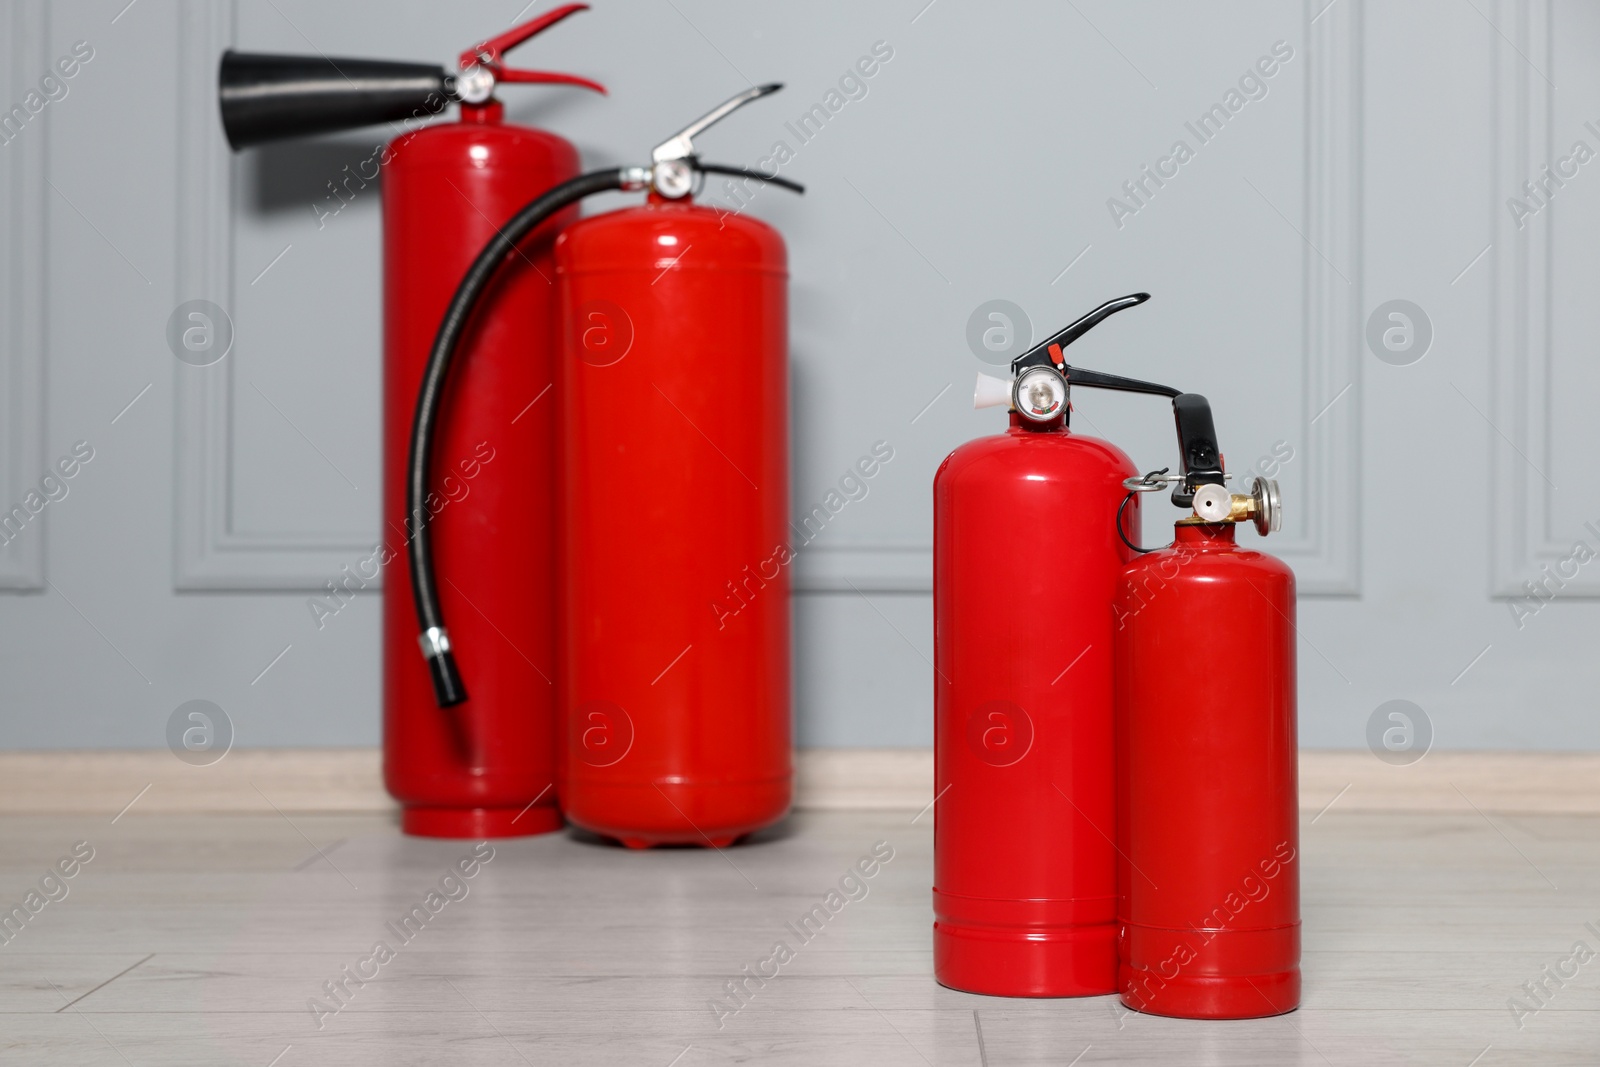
218;6;604;838
1113;407;1299;1019
406;88;804;848
933;294;1177;996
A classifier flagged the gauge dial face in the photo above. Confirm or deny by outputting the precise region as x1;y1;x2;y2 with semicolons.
1014;366;1065;421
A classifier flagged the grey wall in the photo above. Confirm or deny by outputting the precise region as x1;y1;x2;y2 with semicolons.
1;0;1595;751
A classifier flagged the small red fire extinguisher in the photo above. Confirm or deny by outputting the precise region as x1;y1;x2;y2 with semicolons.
1113;402;1299;1019
934;294;1180;996
218;6;605;838
406;88;804;848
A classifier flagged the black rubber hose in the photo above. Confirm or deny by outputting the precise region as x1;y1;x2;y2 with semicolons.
408;167;626;708
1117;491;1158;555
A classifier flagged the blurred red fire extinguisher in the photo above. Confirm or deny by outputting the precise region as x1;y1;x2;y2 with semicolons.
406;87;804;848
218;6;604;838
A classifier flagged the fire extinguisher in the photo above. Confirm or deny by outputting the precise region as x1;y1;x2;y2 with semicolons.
933;293;1179;996
218;6;604;838
406;87;804;848
1113;408;1299;1018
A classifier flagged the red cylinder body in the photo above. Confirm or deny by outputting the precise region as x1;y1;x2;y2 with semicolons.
1115;522;1300;1018
931;413;1134;996
382;103;578;838
554;196;791;848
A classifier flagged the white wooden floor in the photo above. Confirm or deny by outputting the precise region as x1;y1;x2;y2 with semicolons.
0;808;1595;1065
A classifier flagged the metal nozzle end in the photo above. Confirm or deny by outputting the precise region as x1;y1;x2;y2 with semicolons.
418;626;467;707
427;649;469;708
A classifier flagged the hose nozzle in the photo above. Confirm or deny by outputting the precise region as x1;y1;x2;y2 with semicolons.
419;627;467;707
427;649;469;708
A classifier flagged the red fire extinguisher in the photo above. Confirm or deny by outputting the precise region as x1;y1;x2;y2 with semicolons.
405;88;803;848
218;6;605;838
933;294;1178;996
1113;410;1299;1019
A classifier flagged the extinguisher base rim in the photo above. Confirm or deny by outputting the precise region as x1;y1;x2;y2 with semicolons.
933;920;1117;998
402;804;562;839
562;776;792;847
1118;964;1301;1019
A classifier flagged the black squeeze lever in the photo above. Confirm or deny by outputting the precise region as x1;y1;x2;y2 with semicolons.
1011;292;1153;375
1010;292;1226;505
1013;293;1181;400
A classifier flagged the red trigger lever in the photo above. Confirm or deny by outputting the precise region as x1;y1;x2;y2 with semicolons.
460;4;607;95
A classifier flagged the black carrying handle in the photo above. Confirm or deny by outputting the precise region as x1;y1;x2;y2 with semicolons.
1064;380;1223;505
219;51;450;150
1170;393;1225;505
1066;366;1178;399
697;162;805;195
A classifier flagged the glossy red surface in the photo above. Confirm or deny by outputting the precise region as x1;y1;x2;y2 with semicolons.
1114;522;1301;1018
381;105;578;837
554;196;792;846
932;413;1135;996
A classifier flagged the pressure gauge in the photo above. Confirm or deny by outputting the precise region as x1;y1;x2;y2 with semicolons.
1251;477;1281;535
1014;366;1066;422
453;64;496;105
652;159;694;199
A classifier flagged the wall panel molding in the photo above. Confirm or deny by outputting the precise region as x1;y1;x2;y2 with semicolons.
796;0;1364;596
1272;0;1363;596
1487;0;1592;597
173;0;375;591
168;2;1362;598
0;0;50;592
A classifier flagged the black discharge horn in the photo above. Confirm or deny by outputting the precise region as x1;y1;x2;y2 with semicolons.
217;3;605;150
218;51;451;150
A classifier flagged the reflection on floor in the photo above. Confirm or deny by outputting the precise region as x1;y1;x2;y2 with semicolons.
0;808;1594;1065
